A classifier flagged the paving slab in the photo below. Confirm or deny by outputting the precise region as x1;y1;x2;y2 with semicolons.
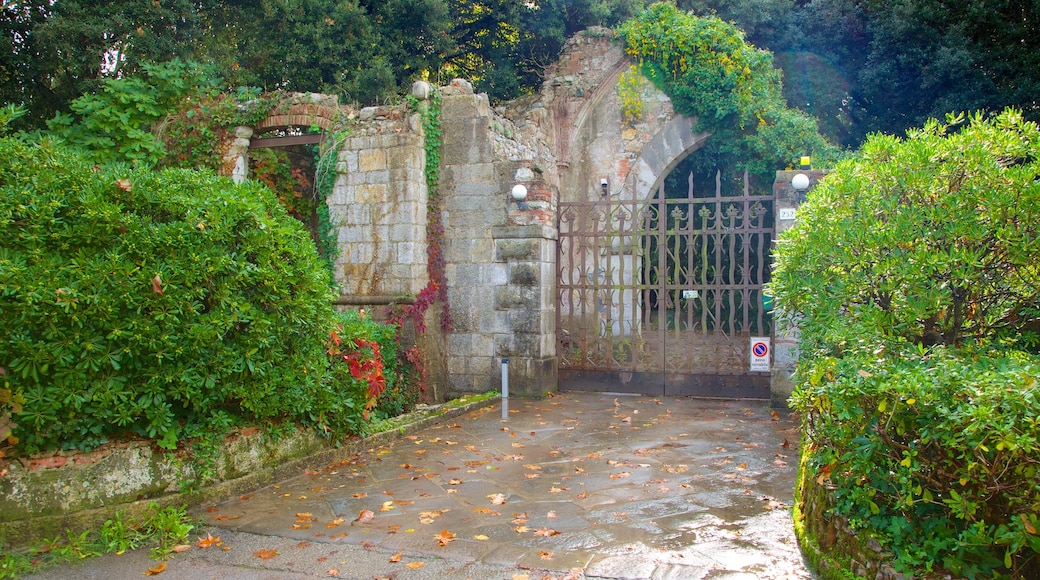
24;393;815;579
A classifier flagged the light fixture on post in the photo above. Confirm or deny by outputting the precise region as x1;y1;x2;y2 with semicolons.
510;183;528;209
791;173;810;192
600;178;609;196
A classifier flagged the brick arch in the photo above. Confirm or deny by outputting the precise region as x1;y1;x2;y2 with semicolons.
256;103;338;133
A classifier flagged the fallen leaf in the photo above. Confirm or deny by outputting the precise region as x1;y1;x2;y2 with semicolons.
474;534;489;541
514;525;529;534
1021;514;1037;535
326;569;339;576
196;534;222;548
448;478;462;485
325;518;345;528
352;492;368;498
473;507;500;516
291;524;311;530
538;550;553;560
379;500;396;512
296;512;315;521
514;574;530;580
254;549;278;560
524;473;540;479
171;544;191;553
406;562;425;570
609;472;630;480
389;549;403;563
523;464;542;471
533;528;561;537
487;493;507;505
116;178;133;192
576;490;588;499
816;463;832;485
434;529;456;546
151;274;163;295
355;509;375;523
547;510;557;519
143;562;166;576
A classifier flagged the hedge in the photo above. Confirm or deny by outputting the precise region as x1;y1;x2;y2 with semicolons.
0;136;353;453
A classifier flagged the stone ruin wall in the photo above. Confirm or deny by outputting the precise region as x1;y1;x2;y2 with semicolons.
219;28;761;400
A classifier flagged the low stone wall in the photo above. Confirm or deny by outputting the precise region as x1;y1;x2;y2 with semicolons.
793;451;906;580
0;396;498;548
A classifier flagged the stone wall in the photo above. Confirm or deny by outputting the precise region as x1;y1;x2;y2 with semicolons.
217;29;809;404
437;81;558;395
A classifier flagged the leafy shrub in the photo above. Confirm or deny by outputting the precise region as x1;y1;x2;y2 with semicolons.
617;2;839;182
0;136;350;453
329;310;422;427
772;109;1040;352
793;338;1040;578
46;60;211;166
773;109;1040;578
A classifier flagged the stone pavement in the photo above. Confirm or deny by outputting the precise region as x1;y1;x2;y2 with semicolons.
27;393;814;580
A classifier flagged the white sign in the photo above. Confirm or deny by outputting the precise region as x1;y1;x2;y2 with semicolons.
750;337;771;372
778;208;797;220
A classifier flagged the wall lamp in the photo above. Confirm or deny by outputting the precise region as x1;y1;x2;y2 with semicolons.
600;178;609;196
511;183;528;209
791;173;810;192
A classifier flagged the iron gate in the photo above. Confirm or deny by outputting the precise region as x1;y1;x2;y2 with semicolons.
556;171;774;397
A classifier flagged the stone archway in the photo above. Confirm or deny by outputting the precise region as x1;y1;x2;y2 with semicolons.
545;31;774;397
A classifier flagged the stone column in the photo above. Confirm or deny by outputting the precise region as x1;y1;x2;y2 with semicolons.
771;169;825;408
439;82;558;397
221;126;253;183
489;221;558;396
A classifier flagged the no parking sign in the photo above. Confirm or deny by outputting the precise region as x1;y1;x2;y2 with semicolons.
750;337;771;372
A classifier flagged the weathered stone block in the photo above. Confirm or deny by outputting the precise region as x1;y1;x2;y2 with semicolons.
495;239;540;262
355;183;388;203
510;263;539;286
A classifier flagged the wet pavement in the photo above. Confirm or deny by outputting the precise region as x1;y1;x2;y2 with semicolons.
28;393;814;580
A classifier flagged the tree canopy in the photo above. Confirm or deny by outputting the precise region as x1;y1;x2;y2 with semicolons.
3;0;1039;147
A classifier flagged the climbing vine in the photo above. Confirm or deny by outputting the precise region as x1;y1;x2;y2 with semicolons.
159;87;281;172
617;65;644;123
394;92;452;335
617;2;839;183
312;125;351;275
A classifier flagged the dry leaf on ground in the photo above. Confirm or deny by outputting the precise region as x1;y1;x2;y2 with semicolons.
356;509;375;523
253;549;278;560
434;529;456;546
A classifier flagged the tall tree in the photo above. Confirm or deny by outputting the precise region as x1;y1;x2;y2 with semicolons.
5;0;203;127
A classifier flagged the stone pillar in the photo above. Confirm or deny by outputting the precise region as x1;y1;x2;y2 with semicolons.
221;126;253;183
489;222;558;396
771;169;825;408
439;82;558;396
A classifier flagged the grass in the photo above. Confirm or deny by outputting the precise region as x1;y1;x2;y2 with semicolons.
0;504;194;579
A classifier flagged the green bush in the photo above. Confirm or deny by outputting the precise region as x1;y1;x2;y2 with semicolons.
0;136;351;453
773;109;1040;579
793;338;1040;578
328;309;422;428
772;109;1040;352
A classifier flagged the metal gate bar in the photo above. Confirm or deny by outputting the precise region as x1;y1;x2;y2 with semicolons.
557;170;774;397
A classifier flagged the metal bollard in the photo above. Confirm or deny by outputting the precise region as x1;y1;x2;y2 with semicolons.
501;358;509;419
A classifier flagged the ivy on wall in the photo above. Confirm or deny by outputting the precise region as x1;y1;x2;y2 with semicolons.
391;92;452;335
617;2;839;183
